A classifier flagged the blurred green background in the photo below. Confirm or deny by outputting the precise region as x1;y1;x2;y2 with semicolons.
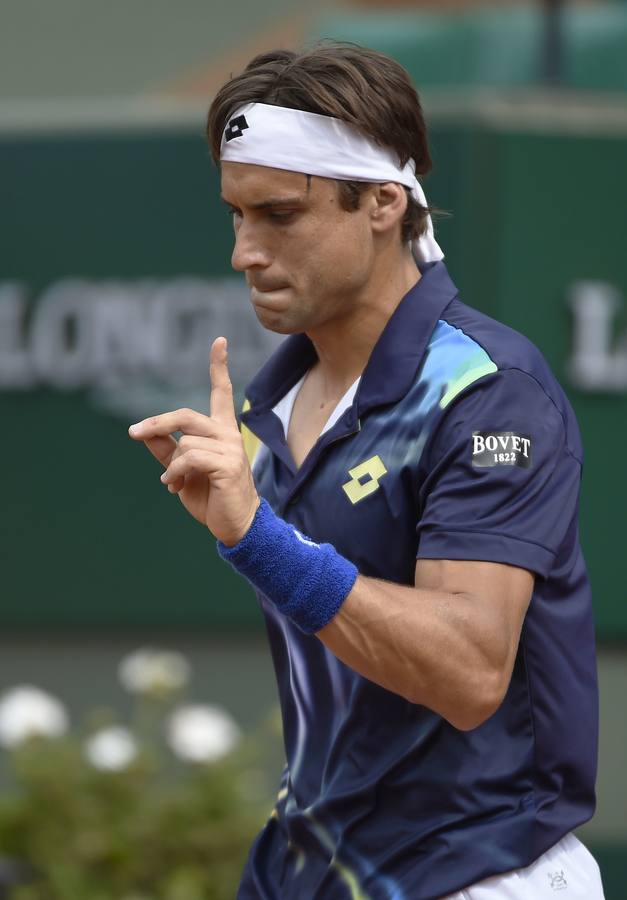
1;0;626;897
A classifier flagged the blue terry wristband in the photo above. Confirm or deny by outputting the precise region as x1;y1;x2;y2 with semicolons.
216;499;358;634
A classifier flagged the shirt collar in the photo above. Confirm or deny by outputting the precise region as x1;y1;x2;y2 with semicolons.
242;261;459;420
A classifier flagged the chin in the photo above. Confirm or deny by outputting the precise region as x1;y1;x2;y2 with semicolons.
252;306;301;335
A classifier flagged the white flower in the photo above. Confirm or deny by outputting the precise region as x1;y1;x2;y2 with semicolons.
84;725;138;771
166;704;240;763
118;648;190;696
0;685;68;747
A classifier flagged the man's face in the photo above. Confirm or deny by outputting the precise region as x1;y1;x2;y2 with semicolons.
220;161;376;334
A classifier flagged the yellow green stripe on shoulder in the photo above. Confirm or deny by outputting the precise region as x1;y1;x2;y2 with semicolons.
240;398;261;467
439;350;498;409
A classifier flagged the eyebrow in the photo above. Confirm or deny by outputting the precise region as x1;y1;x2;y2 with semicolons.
220;195;307;210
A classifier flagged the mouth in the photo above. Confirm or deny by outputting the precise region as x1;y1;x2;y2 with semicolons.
250;284;290;309
250;283;288;294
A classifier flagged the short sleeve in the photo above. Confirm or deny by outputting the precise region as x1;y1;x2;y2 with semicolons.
416;369;582;577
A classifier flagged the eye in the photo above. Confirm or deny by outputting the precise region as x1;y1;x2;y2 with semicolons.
268;211;296;224
226;208;242;229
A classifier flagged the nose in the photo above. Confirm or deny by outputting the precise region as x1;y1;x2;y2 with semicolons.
231;218;272;273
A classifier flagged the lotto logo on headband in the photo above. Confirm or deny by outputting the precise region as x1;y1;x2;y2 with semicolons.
225;115;250;142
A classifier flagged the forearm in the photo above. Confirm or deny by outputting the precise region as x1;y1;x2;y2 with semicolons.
317;575;508;730
216;500;524;730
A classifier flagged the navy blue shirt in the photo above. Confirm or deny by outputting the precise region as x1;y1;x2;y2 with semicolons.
236;261;598;900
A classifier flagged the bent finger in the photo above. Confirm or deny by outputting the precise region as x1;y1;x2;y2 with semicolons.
177;433;230;453
161;448;226;484
129;408;217;441
161;436;224;492
142;434;178;467
167;476;185;494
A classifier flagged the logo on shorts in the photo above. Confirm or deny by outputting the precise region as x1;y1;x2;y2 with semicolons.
342;455;387;504
225;115;250;142
547;869;568;891
472;431;532;468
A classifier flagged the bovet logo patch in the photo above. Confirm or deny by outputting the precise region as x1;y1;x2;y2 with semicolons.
472;431;532;468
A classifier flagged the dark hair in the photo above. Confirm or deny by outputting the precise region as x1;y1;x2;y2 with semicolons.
206;42;434;243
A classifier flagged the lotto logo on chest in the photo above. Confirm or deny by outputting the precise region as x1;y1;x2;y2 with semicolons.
472;431;532;468
342;455;388;504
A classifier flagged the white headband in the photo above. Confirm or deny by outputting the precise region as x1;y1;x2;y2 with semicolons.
220;102;444;264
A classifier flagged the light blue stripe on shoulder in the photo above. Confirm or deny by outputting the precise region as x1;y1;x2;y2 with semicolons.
429;320;498;410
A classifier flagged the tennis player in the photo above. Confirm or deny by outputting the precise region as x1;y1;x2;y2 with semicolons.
128;43;604;899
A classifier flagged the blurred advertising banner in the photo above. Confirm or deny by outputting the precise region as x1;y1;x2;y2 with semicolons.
0;115;280;630
1;95;626;634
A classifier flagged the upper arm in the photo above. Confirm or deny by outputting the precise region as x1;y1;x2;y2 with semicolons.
412;369;579;709
414;557;534;678
416;369;582;577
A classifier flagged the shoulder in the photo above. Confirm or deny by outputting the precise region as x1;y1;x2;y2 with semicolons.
420;298;583;463
426;297;554;394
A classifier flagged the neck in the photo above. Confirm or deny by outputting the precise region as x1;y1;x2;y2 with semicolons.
306;249;421;394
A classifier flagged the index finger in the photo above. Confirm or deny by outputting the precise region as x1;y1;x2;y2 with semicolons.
209;336;237;424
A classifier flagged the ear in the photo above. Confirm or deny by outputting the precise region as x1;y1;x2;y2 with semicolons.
370;182;408;238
